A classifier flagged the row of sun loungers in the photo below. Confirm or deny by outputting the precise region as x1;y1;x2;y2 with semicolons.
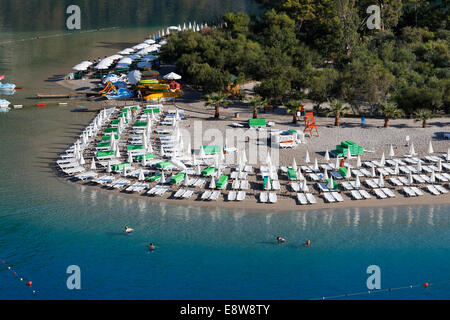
259;192;278;203
201;190;221;201
296;193;317;205
227;191;246;201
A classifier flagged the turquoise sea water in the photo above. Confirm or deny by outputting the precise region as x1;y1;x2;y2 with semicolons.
0;1;449;300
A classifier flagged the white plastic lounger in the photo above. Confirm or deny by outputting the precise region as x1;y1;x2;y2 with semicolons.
331;192;344;202
351;190;363;200
228;191;237;201
305;193;317;204
240;180;250;190
174;188;186;198
419;175;431;183
297;193;308;205
382;188;396;198
323;192;336;203
272;181;281;191
398;177;409;185
269;193;278;203
403;187;416;197
373;189;387;199
410;187;424;196
309;173;320;181
194;178;206;188
360;169;372;177
360;190;372;199
365;179;378;189
156;186;170;196
318;183;330;192
341;182;353;190
209;191;221;201
412;175;425;184
260;192;269;203
236;191;246;201
389;178;402;186
202;190;212;200
435;173;448;182
426;185;441;196
232;180;240;190
182;189;194;199
434;185;448;194
291;182;300;192
352;170;364;177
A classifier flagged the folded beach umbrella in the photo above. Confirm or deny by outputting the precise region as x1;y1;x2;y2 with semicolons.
335;157;340;170
379;173;384;187
323;169;329;181
313;158;319;171
356;155;362;168
407;171;413;185
447;148;450;161
427;141;434;154
327;177;335;190
430;170;436;183
389;145;395;158
302;179;309;193
346;148;352;159
380;152;386;167
90;158;96;170
160;145;165;157
242;150;248;164
106;161;112;173
409;143;416;156
394;162;399;175
142;155;147;167
128;153;133;164
416;160;422;172
209;177;216;189
196;164;202;176
437;159;442;172
184;173;190;186
79;154;85;165
355;175;361;189
115;148;121;158
371;165;376;177
122;165;128;177
324;149;330;162
292;158;297;171
305;150;310;164
297;169;304;181
346;167;352;179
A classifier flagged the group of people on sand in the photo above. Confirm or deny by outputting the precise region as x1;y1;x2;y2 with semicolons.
277;236;311;247
125;226;157;251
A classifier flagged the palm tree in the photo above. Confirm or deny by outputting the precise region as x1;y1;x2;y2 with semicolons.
414;109;434;128
202;92;231;119
249;95;267;119
285;100;303;124
380;102;404;128
327;99;349;127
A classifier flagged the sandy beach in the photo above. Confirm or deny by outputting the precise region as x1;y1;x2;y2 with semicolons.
52;75;450;212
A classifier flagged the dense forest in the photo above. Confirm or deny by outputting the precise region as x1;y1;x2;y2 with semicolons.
161;0;449;124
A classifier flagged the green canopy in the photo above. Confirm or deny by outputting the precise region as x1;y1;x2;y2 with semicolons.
249;118;266;127
105;127;118;133
156;161;172;169
147;174;162;182
112;162;131;171
101;135;119;141
133;122;148;127
135;153;155;160
170;172;185;185
127;145;143;151
264;176;271;189
326;178;339;190
202;167;217;176
203;145;221;154
216;175;229;189
96;142;111;148
144;108;161;114
97;150;115;158
287;168;297;180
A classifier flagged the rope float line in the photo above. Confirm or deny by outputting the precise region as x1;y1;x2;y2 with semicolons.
309;280;450;300
1;259;38;296
0;27;121;45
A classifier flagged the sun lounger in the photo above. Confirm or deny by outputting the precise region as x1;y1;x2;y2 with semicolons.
228;191;237;201
268;193;278;203
75;172;98;181
373;189;387;199
272;180;281;191
389;177;403;186
174;188;186;198
291;182;300;192
352;170;364;177
182;189;194;199
331;192;344;202
330;171;344;180
426;185;440;195
351;190;363;200
403;187;416;197
260;192;268;203
240;180;250;190
360;169;372;177
208;191;220;201
232;180;240;190
305;193;317;204
365;179;378;189
309;173;320;181
435;173;448;182
412;175;425;184
201;190;212;200
155;186;170;196
398;177;409;185
297;193;308;205
193;178;206;188
359;190;372;199
434;185;448;194
410;186;424;196
323;192;336;203
237;191;246;201
382;188;396;198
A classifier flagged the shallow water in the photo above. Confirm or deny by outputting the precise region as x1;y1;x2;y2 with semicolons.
0;1;449;300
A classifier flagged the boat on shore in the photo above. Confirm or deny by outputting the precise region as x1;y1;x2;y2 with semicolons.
0;82;16;92
0;99;11;112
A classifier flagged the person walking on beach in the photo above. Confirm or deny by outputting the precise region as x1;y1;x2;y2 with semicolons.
125;226;134;234
277;236;286;244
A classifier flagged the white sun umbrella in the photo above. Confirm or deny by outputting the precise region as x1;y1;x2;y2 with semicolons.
122;165;128;177
409;143;416;156
292;158;298;171
127;70;142;85
430;169;436;183
160;145;165;157
148;143;154;154
305;150;310;164
427;141;434;154
356;155;362;168
142;154;147;167
324;149;330;162
209;177;216;189
106;161;112;173
199;147;206;159
90;158;97;170
302;179;309;193
394;161;399;175
196;164;202;176
184;173;190;186
447;148;450;161
327;177;335;190
73;63;88;72
118;57;133;65
297;168;305;181
313;158;319;171
118;48;134;55
323;169;329;181
380;152;386;167
371;165;376;177
346;148;352;159
79;153;85;165
437;159;442;172
416;160;422;172
127;153;133;164
138;169;146;181
163;72;182;80
265;178;272;191
378;173;385;187
407;171;413;185
355;175;361;189
389;144;395;158
335;157;340;170
115;147;121;158
346;166;352;179
242;150;248;164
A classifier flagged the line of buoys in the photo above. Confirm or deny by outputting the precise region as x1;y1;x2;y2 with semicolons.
310;280;449;300
1;258;38;296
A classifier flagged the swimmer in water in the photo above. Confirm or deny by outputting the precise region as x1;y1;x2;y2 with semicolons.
125;226;134;234
277;236;286;244
149;243;157;251
304;240;311;247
